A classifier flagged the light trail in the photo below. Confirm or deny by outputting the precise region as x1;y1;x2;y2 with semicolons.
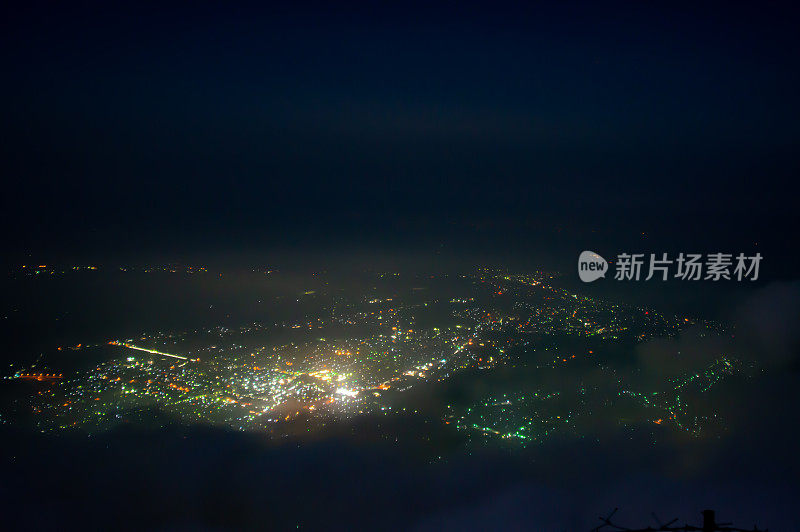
109;341;188;360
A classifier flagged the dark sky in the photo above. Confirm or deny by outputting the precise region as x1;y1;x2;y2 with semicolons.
2;1;799;265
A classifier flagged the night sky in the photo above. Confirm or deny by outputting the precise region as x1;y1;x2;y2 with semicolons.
2;2;799;266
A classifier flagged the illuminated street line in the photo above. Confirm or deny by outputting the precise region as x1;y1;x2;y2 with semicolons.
109;341;188;360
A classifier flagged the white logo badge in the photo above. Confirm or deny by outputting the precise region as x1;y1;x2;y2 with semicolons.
578;251;608;282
